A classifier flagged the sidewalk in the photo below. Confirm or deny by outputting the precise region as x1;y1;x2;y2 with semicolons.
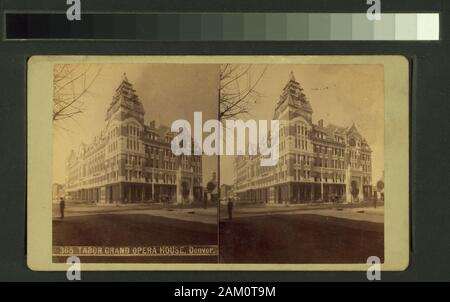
53;204;218;225
220;203;384;224
118;207;217;224
223;200;380;213
289;207;384;224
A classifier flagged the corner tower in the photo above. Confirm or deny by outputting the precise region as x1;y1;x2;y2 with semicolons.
105;73;145;124
273;71;313;123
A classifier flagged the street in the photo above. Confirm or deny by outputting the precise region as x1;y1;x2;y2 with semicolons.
53;204;217;263
52;202;384;263
219;210;384;264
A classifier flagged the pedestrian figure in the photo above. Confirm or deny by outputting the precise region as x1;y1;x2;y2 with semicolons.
203;195;208;209
59;197;65;219
227;198;233;220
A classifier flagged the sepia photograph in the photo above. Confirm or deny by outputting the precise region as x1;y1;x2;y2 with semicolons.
51;63;219;263
27;56;408;271
219;64;385;264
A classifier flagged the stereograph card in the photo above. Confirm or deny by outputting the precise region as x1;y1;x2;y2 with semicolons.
27;55;409;271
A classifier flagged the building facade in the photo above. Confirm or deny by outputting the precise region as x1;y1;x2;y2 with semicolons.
52;183;65;202
234;72;372;204
66;74;203;204
220;184;234;201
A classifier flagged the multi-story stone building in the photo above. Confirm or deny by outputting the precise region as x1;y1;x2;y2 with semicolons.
66;74;203;204
52;183;65;203
220;184;234;201
234;72;372;204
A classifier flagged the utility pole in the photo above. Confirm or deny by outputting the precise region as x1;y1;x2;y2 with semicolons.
321;165;324;202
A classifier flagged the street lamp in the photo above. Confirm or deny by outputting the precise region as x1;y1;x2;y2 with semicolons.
206;172;217;209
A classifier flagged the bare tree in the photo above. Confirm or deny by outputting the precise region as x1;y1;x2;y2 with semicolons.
53;64;101;122
219;64;267;120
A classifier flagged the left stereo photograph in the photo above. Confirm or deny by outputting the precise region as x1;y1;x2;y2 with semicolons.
28;58;220;268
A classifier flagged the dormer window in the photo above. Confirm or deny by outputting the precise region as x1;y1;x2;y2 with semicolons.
349;138;356;147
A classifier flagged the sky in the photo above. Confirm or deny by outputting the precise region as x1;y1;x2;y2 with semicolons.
219;64;385;185
53;63;219;186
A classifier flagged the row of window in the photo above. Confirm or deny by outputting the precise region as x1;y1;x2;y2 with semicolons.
315;131;326;140
249;173;278;188
125;154;200;172
69;153;202;185
314;158;346;169
147;159;177;170
86;151;106;176
314;144;345;157
334;135;344;143
128;124;140;138
293;169;346;183
294;169;311;181
127;137;140;151
294;138;308;150
145;146;174;157
108;140;118;153
362;164;371;172
361;153;371;161
107;126;120;140
107;124;174;147
363;176;372;185
83;173;109;186
68;168;81;184
80;168;202;186
296;124;308;136
312;175;346;183
294;154;311;165
125;170;176;184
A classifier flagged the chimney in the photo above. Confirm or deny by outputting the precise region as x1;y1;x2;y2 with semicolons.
318;119;324;127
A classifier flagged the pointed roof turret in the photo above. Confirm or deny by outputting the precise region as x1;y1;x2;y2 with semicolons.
274;71;313;118
348;121;359;134
289;70;296;82
346;122;365;143
105;73;145;121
